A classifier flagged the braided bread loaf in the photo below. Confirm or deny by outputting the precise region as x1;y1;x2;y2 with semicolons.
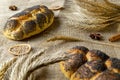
4;5;54;40
60;46;120;80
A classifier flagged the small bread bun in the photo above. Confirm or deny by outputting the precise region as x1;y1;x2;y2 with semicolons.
86;50;109;61
60;46;89;79
91;70;120;80
70;60;106;80
105;58;120;73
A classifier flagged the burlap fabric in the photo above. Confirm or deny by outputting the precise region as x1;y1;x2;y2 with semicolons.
0;0;120;80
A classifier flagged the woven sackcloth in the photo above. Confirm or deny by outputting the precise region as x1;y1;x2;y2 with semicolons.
0;0;120;80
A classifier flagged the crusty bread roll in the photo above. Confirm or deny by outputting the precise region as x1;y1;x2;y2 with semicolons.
4;5;54;40
60;46;120;80
60;46;89;79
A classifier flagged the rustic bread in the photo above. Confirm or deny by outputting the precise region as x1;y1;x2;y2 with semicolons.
60;46;120;80
4;5;54;40
60;46;89;79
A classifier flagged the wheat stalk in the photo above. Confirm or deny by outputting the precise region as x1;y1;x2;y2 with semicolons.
6;49;45;80
23;51;70;80
47;36;120;48
104;0;120;10
72;0;120;31
76;0;120;15
3;49;70;80
0;58;17;80
47;36;81;42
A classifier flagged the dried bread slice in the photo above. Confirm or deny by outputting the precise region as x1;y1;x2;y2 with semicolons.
8;44;31;55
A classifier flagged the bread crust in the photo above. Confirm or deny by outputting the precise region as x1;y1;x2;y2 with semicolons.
60;46;89;79
4;5;54;40
60;46;120;80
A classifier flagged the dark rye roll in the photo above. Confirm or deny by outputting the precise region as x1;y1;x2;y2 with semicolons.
60;46;89;79
4;5;54;40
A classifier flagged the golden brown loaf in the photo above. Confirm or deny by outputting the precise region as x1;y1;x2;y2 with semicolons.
60;46;120;80
4;5;54;40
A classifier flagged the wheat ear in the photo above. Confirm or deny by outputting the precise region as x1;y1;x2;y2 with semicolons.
0;58;17;80
4;49;70;80
47;36;120;48
73;0;120;31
